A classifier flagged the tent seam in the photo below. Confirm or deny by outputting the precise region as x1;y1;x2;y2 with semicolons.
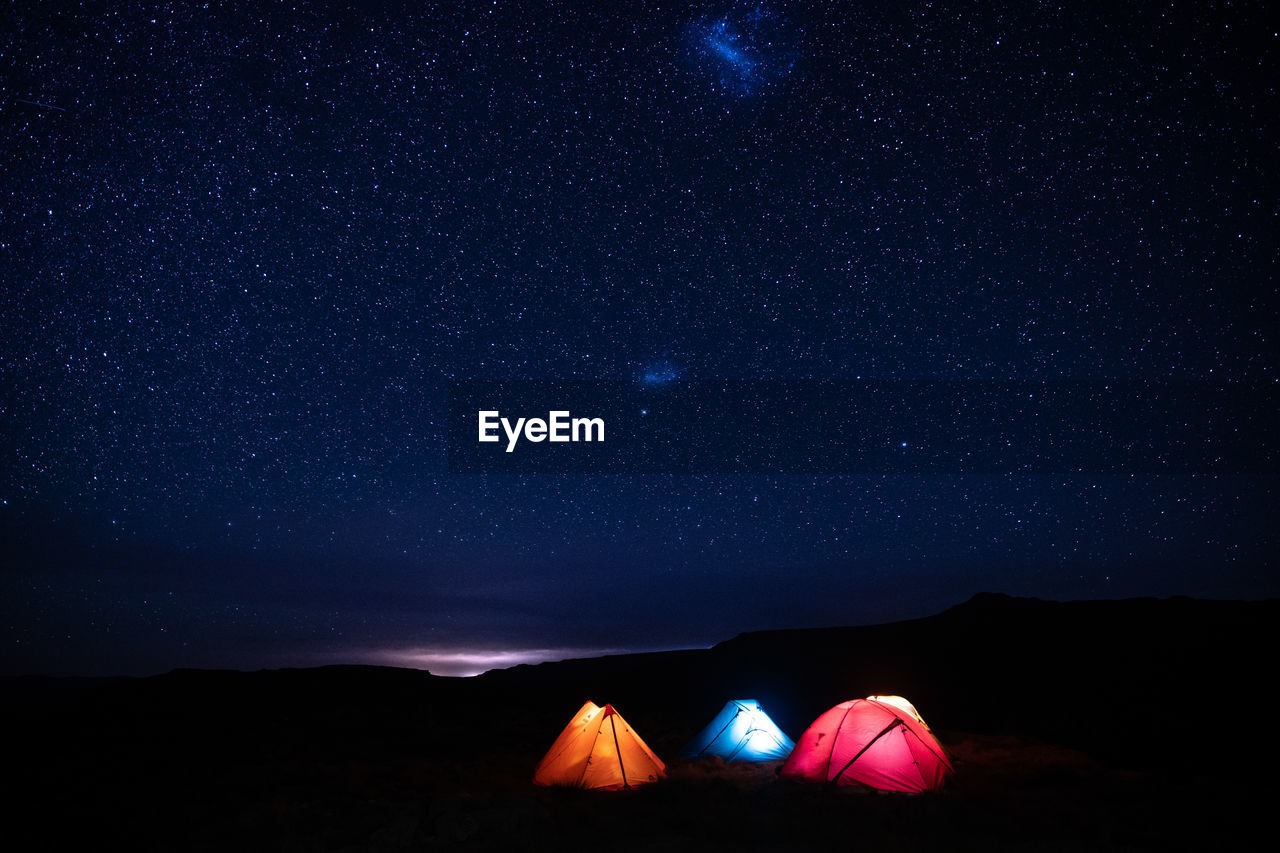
830;717;904;785
701;706;746;758
824;702;859;782
576;714;607;788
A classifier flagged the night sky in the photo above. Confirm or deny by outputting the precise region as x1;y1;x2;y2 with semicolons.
3;1;1276;677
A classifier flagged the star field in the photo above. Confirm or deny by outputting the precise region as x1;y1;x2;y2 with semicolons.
1;1;1276;676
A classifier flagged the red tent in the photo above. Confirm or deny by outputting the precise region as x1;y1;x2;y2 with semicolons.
779;698;953;792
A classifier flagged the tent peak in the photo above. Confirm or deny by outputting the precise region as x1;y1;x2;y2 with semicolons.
682;698;795;762
534;701;666;790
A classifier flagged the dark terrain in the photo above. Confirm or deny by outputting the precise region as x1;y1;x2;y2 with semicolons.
6;593;1275;850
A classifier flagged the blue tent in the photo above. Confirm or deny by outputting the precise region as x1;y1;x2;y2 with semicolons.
682;699;795;762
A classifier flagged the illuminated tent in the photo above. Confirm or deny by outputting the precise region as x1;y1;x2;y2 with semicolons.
865;695;931;729
682;699;795;761
533;701;666;789
780;698;953;792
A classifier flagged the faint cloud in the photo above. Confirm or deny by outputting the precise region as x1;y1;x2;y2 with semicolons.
353;646;639;677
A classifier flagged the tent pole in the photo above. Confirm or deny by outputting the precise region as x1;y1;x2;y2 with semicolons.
576;709;608;788
828;718;904;785
700;707;744;758
608;712;629;789
823;702;860;783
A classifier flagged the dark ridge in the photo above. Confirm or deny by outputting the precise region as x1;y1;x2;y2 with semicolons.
472;593;1278;772
6;594;1276;772
6;593;1277;851
0;674;132;712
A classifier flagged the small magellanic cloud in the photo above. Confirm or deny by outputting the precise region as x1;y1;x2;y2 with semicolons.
640;362;680;385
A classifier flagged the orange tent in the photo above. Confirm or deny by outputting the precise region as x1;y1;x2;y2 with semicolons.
533;701;666;789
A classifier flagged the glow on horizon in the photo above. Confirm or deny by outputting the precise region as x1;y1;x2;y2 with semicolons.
355;644;704;677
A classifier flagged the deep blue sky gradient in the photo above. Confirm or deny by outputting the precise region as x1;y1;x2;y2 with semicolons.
2;1;1275;675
